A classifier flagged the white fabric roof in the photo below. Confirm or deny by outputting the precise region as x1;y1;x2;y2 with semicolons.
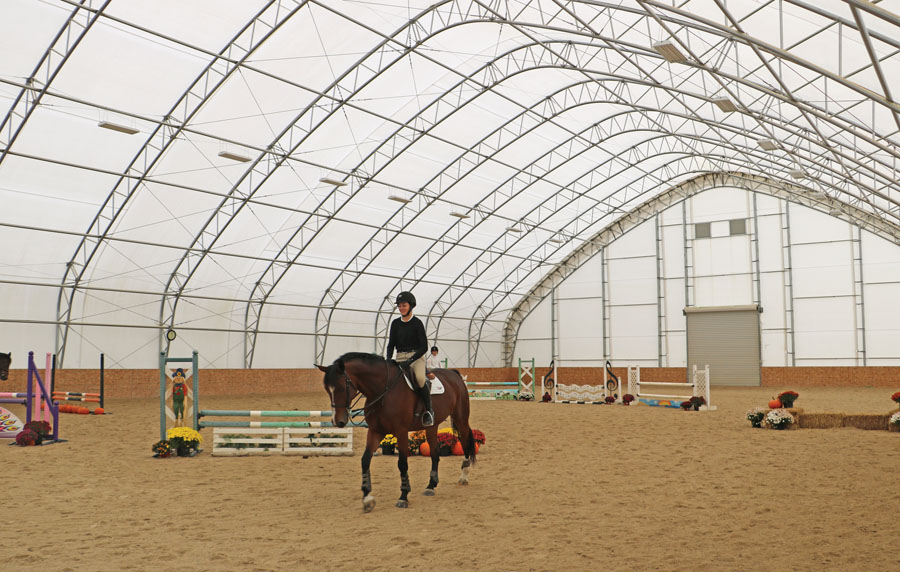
1;0;899;368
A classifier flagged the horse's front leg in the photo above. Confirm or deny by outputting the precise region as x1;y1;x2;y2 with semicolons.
424;426;439;496
395;431;411;508
361;430;382;513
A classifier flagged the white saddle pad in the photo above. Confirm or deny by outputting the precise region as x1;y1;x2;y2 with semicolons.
405;375;445;395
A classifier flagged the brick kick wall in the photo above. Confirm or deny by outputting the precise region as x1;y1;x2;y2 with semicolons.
2;366;896;397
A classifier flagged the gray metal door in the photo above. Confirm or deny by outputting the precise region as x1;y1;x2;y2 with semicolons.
686;305;760;386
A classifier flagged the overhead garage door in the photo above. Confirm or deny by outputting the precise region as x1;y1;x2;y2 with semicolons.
686;305;760;386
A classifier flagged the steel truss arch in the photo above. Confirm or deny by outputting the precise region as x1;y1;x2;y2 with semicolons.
501;170;900;365
54;0;307;365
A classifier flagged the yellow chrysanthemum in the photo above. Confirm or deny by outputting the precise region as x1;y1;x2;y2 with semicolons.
166;427;203;443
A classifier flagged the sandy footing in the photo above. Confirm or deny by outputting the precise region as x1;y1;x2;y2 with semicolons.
3;386;898;571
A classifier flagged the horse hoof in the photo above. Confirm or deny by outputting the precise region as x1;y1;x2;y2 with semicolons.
423;489;435;496
458;478;469;486
363;495;376;513
395;500;409;508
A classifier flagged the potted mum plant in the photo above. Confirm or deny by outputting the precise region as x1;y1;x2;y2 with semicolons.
746;408;766;428
689;396;706;411
436;431;457;456
890;412;900;430
152;440;174;458
891;391;900;410
622;394;635;405
379;434;397;455
604;396;616;404
166;427;203;456
765;409;794;430
777;390;799;408
680;400;693;411
15;428;40;447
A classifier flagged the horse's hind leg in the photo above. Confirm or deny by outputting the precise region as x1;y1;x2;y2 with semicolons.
424;427;439;496
454;416;475;486
361;431;381;513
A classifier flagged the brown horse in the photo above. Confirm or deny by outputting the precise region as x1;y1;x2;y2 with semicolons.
0;352;10;381
316;352;476;512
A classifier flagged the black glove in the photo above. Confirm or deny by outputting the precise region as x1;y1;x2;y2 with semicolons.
399;359;412;368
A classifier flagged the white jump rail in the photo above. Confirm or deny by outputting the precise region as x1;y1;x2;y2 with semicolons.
212;426;353;456
627;365;715;410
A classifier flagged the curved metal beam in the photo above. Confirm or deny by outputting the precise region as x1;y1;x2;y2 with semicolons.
54;0;306;365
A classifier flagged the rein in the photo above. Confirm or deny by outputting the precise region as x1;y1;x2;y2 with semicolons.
332;360;404;421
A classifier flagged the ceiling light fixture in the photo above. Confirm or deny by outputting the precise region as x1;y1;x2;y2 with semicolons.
711;97;739;112
788;169;806;179
218;150;251;162
388;195;412;204
756;139;779;151
449;211;470;219
548;237;564;244
652;40;688;63
319;177;347;186
98;121;139;135
829;208;843;216
506;226;523;233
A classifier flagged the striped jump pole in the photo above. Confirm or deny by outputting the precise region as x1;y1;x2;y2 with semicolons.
198;409;367;429
51;353;106;411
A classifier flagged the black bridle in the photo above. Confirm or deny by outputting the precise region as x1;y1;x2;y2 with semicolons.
328;360;404;423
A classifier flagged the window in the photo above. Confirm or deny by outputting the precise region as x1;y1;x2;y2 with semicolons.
729;219;747;235
695;222;711;239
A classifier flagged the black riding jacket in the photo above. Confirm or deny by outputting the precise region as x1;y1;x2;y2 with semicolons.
386;316;428;362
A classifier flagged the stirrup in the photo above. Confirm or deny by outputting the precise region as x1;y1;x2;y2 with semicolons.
422;410;434;427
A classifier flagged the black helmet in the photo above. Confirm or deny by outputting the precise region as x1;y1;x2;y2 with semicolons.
395;291;416;308
431;346;438;352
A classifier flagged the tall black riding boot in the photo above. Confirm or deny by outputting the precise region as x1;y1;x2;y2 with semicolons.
417;384;434;427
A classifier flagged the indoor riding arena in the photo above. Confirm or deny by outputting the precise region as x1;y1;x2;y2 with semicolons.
2;1;899;571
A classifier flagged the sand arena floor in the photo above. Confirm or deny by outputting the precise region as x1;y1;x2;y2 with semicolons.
3;386;898;571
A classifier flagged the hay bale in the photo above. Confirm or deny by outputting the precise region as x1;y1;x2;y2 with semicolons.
797;412;844;429
842;413;890;431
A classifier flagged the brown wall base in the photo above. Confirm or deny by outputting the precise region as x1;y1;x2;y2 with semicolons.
2;365;897;399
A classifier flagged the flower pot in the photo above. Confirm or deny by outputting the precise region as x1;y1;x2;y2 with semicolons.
692;404;700;411
380;445;395;455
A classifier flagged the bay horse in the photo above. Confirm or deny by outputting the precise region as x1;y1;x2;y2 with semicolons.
316;352;476;512
0;352;10;381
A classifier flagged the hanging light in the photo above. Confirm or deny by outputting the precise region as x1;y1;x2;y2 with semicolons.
652;40;688;63
449;212;470;219
388;195;412;204
756;139;779;151
218;150;251;162
788;169;806;179
98;121;139;135
711;97;739;112
319;177;347;187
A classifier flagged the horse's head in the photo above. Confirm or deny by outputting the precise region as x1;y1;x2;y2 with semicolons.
0;352;10;381
316;359;358;428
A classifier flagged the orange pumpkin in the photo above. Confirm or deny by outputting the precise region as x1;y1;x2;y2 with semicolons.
451;441;464;456
419;442;430;456
768;399;782;409
78;407;90;415
93;407;104;415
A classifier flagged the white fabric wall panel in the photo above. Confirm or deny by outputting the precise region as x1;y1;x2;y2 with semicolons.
661;224;685;278
666;332;686;367
609;304;657;361
759;273;787;329
607;257;656;305
3;323;57;369
663;277;686;331
862;233;900;283
761;330;788;366
756;213;785;273
515;339;552;366
788;207;850;243
693;275;753;307
793;298;856;361
862;283;900;363
791;242;854;298
557;254;602;298
688;186;749;221
253;333;316;368
607;219;654;257
693;236;752;276
558;298;603;360
516;295;551;341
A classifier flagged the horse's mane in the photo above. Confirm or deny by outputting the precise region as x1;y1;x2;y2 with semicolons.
334;352;386;369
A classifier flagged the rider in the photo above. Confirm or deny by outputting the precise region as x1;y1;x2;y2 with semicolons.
425;345;440;380
385;291;433;427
